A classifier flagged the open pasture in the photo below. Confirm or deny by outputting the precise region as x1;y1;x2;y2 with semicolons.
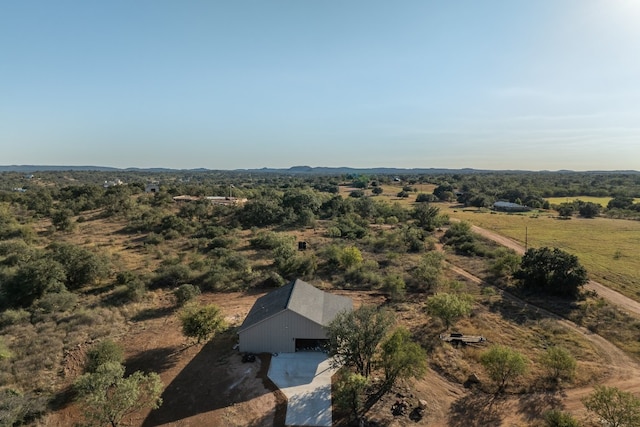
545;196;613;206
442;206;640;300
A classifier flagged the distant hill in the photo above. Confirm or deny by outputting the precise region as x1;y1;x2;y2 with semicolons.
0;165;638;175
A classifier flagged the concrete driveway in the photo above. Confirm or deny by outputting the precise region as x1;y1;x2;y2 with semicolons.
267;352;337;427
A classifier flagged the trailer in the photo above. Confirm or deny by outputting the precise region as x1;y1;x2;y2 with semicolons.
440;333;486;346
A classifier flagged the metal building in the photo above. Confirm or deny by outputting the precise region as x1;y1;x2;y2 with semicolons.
238;279;353;354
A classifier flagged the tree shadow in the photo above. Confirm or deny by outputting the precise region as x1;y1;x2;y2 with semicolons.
130;305;175;322
125;346;182;376
448;392;505;427
516;391;564;422
49;384;76;411
141;333;276;426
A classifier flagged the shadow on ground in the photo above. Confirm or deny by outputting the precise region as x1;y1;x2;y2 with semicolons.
448;393;505;427
516;391;564;422
125;346;182;376
141;332;279;426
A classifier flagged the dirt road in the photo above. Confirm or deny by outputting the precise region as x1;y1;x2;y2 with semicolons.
447;263;640;422
469;224;640;317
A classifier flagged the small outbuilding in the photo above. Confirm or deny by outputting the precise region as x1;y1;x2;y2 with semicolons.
238;279;352;354
493;201;531;212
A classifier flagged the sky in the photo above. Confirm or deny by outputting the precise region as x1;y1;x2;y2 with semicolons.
2;0;640;171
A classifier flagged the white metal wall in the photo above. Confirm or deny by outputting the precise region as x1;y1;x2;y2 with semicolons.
238;309;326;354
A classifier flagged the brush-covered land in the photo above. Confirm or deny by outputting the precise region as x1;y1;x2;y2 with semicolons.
1;170;640;426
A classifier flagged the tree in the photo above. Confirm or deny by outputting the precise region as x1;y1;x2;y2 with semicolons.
490;248;521;279
412;251;444;291
415;193;436;203
334;371;368;422
383;274;406;302
3;257;66;307
433;183;454;201
426;293;474;330
540;346;576;383
582;385;640;427
371;187;383;195
51;208;74;231
75;362;163;427
48;242;111;290
412;203;442;232
557;204;574;219
607;196;634;210
514;247;588;298
480;345;528;393
326;306;395;377
378;327;427;392
179;303;225;344
579;201;601;218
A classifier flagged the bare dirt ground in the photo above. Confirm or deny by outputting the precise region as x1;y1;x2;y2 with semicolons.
469;224;640;317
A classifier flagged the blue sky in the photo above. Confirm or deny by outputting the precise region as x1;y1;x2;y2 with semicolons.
2;0;639;170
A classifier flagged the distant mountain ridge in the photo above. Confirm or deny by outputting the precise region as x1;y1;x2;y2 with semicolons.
0;165;638;174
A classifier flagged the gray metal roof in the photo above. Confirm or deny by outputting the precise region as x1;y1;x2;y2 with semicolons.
493;201;526;209
239;279;352;333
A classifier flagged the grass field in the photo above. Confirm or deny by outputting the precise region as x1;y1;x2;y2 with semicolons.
441;205;640;300
545;196;639;207
545;196;613;206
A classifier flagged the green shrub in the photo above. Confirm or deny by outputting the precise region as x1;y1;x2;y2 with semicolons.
0;309;31;328
145;232;164;245
151;264;191;289
543;409;580;427
32;291;77;314
173;284;201;306
325;226;342;238
249;231;294;250
86;340;124;373
179;304;225;344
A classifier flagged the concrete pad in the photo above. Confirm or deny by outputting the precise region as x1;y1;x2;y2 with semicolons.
268;353;337;427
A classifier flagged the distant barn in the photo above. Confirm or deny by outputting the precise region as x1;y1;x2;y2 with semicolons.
238;279;352;354
493;201;531;212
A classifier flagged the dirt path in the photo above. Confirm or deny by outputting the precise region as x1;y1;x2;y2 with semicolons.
447;263;640;421
469;224;640;317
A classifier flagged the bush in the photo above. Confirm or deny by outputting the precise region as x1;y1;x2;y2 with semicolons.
480;345;528;393
411;251;444;291
180;304;226;344
540;347;576;383
173;284;201;306
0;309;31;328
86;340;124;373
0;388;48;427
32;291;78;314
338;246;363;269
384;274;406;302
543;409;579;427
151;264;192;289
115;271;146;302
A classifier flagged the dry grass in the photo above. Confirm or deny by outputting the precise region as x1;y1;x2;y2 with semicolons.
441;205;640;299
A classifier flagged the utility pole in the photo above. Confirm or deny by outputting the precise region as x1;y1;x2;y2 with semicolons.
525;227;528;251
